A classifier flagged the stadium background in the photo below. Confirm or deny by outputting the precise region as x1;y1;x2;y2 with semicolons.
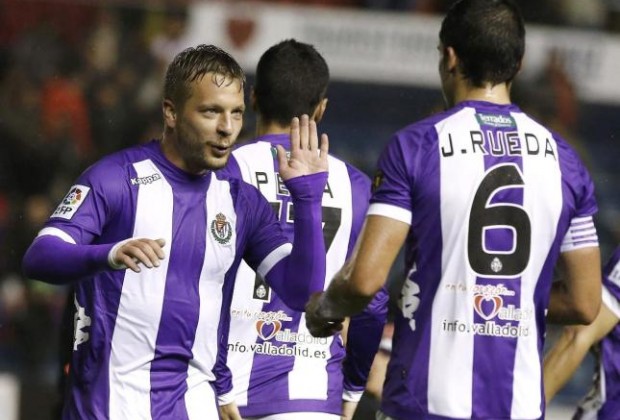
0;0;618;418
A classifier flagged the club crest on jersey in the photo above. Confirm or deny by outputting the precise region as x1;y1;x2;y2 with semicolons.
210;212;232;245
253;276;271;301
52;185;90;220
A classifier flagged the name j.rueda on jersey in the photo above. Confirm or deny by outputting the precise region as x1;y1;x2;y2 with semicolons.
52;185;91;220
440;129;557;160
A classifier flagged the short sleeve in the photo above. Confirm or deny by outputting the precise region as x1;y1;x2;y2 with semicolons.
368;134;413;225
45;161;124;244
237;182;289;272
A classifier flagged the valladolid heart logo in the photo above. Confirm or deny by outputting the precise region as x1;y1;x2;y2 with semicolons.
256;319;282;341
473;294;503;320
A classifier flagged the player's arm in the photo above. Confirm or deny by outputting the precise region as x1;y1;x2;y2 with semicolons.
547;246;601;325
544;302;618;402
218;402;242;420
23;234;166;283
341;286;389;415
245;115;329;310
306;215;408;337
22;167;167;284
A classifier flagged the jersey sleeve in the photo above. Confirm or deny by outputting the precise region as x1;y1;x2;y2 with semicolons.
239;172;328;311
238;182;290;272
44;160;125;244
602;246;620;318
368;134;414;225
343;286;389;399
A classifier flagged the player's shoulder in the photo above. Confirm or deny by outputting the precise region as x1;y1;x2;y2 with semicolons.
232;138;276;160
328;154;372;189
81;142;154;184
396;107;461;140
213;169;262;201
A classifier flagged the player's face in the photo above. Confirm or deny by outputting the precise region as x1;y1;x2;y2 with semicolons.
174;73;245;173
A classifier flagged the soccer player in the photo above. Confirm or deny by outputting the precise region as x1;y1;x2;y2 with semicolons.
305;1;602;419
21;44;329;419
544;245;620;419
216;39;388;420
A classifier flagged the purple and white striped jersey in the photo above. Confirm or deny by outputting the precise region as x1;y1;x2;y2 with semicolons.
369;101;598;420
40;140;308;419
576;246;620;419
217;134;388;416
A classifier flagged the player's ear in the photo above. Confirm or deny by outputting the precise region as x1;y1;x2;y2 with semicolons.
312;98;328;123
445;46;458;74
163;99;177;128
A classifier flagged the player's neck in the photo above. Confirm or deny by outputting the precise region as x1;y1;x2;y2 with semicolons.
454;82;512;106
255;119;290;137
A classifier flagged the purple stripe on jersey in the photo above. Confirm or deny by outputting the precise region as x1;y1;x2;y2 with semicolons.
245;302;300;408
471;124;524;418
381;126;443;417
149;183;209;419
346;163;371;259
64;163;141;420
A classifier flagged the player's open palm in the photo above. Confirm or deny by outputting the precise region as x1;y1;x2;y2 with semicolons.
277;114;328;180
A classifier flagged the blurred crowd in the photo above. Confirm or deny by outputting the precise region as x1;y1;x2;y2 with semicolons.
0;0;618;418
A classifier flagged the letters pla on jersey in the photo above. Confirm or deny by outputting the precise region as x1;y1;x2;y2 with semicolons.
52;185;91;220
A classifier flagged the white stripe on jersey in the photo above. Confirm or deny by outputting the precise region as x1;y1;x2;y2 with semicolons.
228;141;278;405
430;107;479;417
185;173;237;419
560;215;599;252
511;112;561;419
367;203;412;225
109;159;174;419
37;226;77;244
288;157;352;400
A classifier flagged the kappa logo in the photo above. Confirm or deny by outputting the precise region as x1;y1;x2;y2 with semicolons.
52;185;91;220
210;212;233;245
255;319;282;341
131;173;161;185
73;295;91;350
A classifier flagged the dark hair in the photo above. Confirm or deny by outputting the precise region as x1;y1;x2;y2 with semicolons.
439;0;525;87
164;44;245;106
254;39;329;126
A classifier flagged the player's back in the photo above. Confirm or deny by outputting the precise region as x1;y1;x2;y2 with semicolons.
221;133;373;416
372;101;597;420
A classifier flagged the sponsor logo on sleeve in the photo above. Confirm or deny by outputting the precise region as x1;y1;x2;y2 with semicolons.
52;185;91;219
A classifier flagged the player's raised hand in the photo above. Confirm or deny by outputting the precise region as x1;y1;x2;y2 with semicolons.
277;114;328;181
110;238;166;272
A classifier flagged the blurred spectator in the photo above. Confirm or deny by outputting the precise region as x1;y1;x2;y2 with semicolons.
40;50;94;168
